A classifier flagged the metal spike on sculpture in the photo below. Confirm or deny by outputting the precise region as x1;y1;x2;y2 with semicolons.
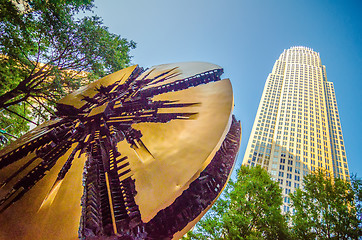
0;62;241;240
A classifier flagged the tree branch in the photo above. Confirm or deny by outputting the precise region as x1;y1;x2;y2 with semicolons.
3;106;37;125
32;97;55;116
25;100;48;121
1;92;31;108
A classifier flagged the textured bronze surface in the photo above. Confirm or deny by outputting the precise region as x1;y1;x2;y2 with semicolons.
0;62;240;240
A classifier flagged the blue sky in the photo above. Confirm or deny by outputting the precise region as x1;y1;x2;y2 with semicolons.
88;0;362;176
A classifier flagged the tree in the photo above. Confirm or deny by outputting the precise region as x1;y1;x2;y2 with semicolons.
0;0;135;138
290;170;362;240
351;175;362;230
184;166;290;240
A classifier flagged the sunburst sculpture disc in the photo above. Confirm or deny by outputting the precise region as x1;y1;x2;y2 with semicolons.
0;62;241;240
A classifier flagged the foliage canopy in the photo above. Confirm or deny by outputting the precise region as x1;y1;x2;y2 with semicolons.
0;0;135;140
184;166;290;240
290;170;362;240
184;166;362;240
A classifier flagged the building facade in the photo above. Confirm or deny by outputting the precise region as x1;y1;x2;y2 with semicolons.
242;46;349;212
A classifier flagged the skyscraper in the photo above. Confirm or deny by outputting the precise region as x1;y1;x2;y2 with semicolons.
242;46;349;212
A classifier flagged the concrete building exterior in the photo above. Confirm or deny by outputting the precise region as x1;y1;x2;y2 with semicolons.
242;46;349;212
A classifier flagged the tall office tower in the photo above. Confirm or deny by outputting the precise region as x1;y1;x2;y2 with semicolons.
242;46;349;212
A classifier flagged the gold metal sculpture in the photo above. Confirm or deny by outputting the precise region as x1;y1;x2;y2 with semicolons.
0;62;241;239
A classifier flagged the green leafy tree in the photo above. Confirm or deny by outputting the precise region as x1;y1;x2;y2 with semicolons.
290;170;362;240
184;166;290;240
351;175;362;230
0;0;135;139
